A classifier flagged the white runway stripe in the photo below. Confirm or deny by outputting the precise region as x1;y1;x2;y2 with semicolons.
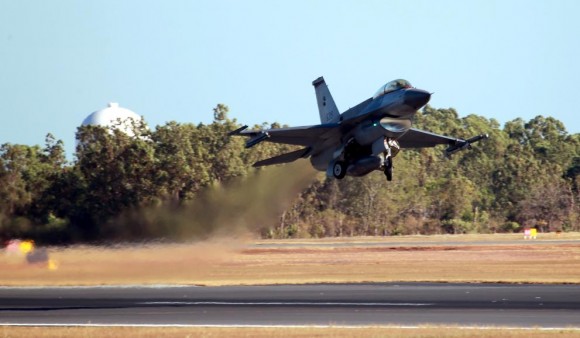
138;301;434;306
1;323;579;330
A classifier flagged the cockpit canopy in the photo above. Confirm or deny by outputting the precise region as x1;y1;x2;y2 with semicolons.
373;79;412;99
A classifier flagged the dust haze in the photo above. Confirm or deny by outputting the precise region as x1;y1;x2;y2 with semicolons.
108;160;318;242
20;161;318;285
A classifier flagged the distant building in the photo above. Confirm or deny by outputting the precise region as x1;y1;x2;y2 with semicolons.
81;102;144;137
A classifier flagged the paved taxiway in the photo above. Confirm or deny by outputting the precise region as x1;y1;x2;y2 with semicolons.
1;283;579;327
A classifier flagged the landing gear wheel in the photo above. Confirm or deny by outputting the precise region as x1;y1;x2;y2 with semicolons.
333;161;347;179
384;157;393;181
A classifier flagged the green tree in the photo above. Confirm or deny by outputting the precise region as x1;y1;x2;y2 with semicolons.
73;123;157;239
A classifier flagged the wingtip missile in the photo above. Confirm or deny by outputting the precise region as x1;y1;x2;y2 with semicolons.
228;125;270;148
466;133;489;144
246;132;270;148
228;125;248;136
445;133;489;157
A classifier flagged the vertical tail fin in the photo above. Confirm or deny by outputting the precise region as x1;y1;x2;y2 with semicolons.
312;76;340;123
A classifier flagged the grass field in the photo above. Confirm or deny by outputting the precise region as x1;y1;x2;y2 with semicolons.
2;233;580;286
2;326;580;338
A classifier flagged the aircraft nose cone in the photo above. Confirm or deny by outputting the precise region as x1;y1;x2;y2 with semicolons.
404;89;431;110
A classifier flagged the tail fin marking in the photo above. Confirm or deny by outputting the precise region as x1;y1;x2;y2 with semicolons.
312;76;340;123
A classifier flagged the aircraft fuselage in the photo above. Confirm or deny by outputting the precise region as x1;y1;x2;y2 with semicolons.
343;87;431;145
310;84;431;173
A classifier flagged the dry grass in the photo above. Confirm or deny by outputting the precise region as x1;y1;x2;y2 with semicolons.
1;234;580;286
258;232;580;244
2;326;580;338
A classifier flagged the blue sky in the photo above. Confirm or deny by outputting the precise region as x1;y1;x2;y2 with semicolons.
1;0;579;157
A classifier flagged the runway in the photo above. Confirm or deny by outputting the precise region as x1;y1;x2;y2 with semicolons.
1;283;579;328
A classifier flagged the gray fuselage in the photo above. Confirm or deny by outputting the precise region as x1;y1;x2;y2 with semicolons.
310;86;431;172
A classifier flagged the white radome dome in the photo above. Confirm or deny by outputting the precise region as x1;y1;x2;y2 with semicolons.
81;102;144;136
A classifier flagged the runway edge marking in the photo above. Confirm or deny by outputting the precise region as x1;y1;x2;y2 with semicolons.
1;323;580;330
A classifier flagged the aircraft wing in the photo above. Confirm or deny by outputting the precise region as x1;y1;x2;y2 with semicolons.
397;128;489;155
253;147;312;167
396;128;462;148
236;123;341;148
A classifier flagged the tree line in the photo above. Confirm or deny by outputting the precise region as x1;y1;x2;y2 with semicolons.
0;104;578;244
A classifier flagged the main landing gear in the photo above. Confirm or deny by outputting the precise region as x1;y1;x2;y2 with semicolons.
384;156;393;181
333;161;347;179
330;137;399;182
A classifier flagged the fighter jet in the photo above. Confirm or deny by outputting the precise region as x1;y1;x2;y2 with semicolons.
230;77;488;182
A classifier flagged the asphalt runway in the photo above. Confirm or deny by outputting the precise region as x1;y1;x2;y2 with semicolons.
1;283;580;328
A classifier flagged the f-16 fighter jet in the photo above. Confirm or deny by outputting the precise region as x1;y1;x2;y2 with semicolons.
230;77;487;182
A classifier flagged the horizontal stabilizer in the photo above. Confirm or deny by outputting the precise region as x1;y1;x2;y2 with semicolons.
253;147;311;167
